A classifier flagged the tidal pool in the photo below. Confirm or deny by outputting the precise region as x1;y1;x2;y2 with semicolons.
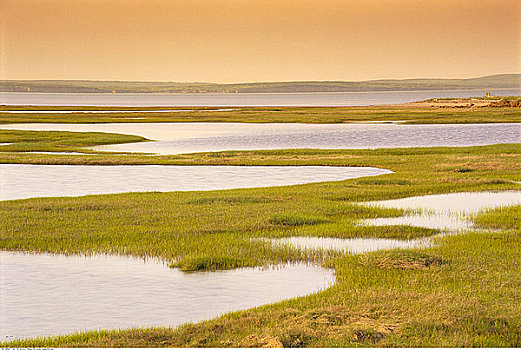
361;191;521;231
270;236;430;254
0;251;334;340
1;122;519;155
271;191;521;253
0;164;391;201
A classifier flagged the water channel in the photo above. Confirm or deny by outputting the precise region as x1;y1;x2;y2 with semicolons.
2;89;519;106
0;164;391;201
1;122;519;155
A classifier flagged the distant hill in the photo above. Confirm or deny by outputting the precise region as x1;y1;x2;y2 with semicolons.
1;74;519;94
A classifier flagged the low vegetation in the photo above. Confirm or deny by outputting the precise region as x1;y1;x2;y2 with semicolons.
489;98;521;108
1;103;520;124
0;129;146;153
473;205;521;230
1;123;520;346
5;211;521;347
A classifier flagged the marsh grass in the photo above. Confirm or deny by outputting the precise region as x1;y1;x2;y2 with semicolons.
269;214;330;227
1;127;521;346
473;205;521;231
173;255;248;271
0;105;520;124
358;250;448;270
1;143;519;268
8;226;521;347
0;129;146;153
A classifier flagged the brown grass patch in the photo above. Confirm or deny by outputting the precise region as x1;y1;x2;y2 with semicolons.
241;334;284;348
360;251;447;270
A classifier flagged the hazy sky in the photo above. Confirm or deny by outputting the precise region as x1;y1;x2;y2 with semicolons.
1;0;519;82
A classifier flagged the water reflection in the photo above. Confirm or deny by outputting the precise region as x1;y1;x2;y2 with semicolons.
1;123;519;155
0;109;235;114
2;89;520;106
270;236;430;254
0;164;391;201
271;191;521;253
361;191;521;231
0;251;334;340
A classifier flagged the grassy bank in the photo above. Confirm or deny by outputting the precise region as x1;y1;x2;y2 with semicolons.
0;129;146;153
11;227;519;347
1;104;520;124
2;141;521;346
1;125;520;167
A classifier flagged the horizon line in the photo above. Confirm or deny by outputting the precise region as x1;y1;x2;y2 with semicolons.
2;73;520;85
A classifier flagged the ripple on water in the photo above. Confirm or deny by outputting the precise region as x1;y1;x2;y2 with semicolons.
1;122;519;155
0;251;335;340
0;164;392;201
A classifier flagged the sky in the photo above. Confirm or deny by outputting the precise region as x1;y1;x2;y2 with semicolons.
1;0;520;83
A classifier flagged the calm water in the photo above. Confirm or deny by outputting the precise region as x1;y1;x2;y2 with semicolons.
2;89;520;106
361;191;521;231
2;123;519;155
271;191;521;253
0;164;391;201
0;108;235;113
0;252;334;340
270;236;430;253
365;191;521;214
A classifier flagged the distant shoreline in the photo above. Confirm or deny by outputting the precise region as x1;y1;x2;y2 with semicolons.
2;87;521;95
1;74;519;94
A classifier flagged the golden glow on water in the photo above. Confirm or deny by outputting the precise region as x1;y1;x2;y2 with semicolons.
1;252;334;340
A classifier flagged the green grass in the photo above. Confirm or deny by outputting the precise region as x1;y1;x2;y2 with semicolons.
173;255;251;272
5;224;521;347
1;128;521;346
0;104;520;124
473;205;521;231
0;129;146;153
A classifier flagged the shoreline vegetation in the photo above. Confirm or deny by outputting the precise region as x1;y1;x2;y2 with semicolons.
1;107;521;347
0;97;520;125
2;141;521;347
1;74;519;93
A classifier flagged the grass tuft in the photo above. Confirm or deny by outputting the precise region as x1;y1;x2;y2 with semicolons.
173;255;248;272
269;214;329;227
359;250;448;270
473;205;521;231
356;178;411;185
187;196;277;205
